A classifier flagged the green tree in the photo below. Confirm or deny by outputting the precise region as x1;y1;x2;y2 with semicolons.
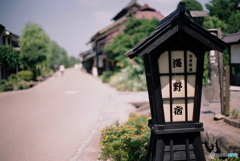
103;17;158;91
228;10;240;33
182;0;203;11
206;0;239;22
203;16;228;33
0;46;19;79
104;17;158;70
50;41;69;69
20;23;51;79
205;0;240;34
68;56;80;67
0;46;19;69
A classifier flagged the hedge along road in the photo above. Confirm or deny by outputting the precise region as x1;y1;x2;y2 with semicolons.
0;68;135;161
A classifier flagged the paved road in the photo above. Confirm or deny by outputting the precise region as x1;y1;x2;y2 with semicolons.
0;68;135;161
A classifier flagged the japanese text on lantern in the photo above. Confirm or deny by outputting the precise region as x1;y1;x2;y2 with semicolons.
159;51;197;122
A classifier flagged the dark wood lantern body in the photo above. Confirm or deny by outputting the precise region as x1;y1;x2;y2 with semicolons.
125;2;229;161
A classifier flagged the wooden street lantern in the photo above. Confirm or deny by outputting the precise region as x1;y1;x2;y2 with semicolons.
125;2;229;161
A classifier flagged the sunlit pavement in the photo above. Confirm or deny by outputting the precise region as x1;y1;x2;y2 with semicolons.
0;68;135;161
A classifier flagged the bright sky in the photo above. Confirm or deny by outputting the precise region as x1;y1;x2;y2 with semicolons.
0;0;210;57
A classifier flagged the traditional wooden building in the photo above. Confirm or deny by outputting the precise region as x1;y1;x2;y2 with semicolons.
80;0;165;75
0;24;20;80
223;32;240;86
0;24;19;47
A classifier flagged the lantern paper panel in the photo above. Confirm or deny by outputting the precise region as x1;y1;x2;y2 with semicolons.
187;51;197;73
187;99;194;121
172;75;185;98
163;99;194;122
158;50;197;122
172;100;186;122
163;100;186;122
171;51;184;73
160;76;170;98
163;100;171;122
187;75;196;97
158;51;169;73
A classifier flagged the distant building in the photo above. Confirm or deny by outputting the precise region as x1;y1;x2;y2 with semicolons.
0;24;19;47
223;32;240;86
80;1;164;75
0;24;20;80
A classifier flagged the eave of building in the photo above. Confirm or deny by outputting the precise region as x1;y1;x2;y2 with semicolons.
223;32;240;45
188;10;208;17
90;17;127;43
112;2;142;21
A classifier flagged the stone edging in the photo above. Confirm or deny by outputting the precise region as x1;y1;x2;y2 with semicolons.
224;117;240;128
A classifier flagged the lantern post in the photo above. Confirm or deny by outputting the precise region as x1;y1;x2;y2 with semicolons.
125;2;229;161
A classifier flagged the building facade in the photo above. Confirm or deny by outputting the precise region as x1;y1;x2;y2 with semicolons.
223;32;240;86
80;1;164;75
0;24;20;80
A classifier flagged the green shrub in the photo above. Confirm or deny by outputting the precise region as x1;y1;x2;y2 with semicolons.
101;71;115;83
231;109;239;119
0;80;14;91
99;113;150;161
18;70;34;81
17;81;30;90
0;74;30;92
109;66;147;91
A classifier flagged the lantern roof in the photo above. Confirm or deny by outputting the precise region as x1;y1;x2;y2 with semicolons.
125;2;229;59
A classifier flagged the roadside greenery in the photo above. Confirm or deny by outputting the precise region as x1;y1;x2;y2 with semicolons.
0;74;30;92
20;23;51;80
103;17;158;91
102;0;239;90
206;0;240;34
0;46;19;69
18;70;34;81
211;157;240;161
20;22;79;80
98;113;150;161
0;23;80;92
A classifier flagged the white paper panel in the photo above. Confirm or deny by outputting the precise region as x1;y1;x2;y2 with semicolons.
172;100;185;122
172;75;185;98
160;76;170;98
187;75;196;97
163;100;170;122
231;44;240;64
187;99;194;121
171;51;184;73
187;51;197;73
158;51;169;73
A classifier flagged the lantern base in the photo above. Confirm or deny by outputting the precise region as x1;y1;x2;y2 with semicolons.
147;132;206;161
148;120;204;134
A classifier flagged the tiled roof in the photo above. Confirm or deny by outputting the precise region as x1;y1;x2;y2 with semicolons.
90;3;165;43
223;32;240;44
125;2;229;58
134;10;164;20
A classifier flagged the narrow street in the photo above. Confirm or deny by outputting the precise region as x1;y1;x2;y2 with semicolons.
0;68;135;161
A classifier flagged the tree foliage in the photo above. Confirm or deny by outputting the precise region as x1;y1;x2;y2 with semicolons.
104;17;158;70
20;23;51;79
50;41;68;68
206;0;239;22
103;17;158;91
19;22;78;80
20;23;50;67
0;46;19;69
205;0;240;34
203;16;228;33
182;0;203;11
